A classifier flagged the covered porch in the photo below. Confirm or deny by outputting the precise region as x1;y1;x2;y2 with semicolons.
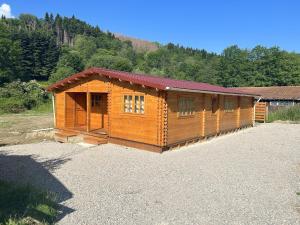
63;91;109;135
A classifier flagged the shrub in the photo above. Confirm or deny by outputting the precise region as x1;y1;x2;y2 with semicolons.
0;98;26;113
268;105;300;122
0;80;49;113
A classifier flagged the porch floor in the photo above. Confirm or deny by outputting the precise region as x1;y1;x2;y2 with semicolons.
54;127;108;145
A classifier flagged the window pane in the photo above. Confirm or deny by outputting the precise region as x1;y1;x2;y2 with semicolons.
224;97;233;112
140;96;144;113
92;95;95;107
134;96;139;113
124;95;128;112
128;95;132;112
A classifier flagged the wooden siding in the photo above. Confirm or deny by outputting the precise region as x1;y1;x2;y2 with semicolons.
240;97;254;126
219;95;239;132
204;94;218;136
60;75;110;93
55;92;65;129
108;80;162;146
167;92;203;145
65;92;75;128
166;93;253;145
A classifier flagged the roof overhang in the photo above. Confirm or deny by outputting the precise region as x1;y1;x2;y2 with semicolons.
259;98;300;101
165;87;260;98
46;67;260;98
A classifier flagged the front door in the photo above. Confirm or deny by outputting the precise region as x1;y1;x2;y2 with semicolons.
75;93;87;127
90;93;104;130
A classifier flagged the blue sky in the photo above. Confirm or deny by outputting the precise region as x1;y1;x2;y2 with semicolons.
1;0;300;53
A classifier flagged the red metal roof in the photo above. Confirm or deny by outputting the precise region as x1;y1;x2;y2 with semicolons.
233;86;300;100
46;67;257;96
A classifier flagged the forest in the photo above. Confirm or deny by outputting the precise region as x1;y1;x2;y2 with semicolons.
0;13;300;113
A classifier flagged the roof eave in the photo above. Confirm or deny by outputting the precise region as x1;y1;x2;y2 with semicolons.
165;87;260;97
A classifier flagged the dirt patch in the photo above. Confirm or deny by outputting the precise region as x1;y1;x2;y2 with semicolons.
0;113;54;146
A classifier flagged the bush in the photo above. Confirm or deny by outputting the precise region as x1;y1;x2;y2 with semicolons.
268;105;300;122
0;98;26;113
0;80;49;114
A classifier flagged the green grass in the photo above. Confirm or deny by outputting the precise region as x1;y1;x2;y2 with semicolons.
0;101;53;116
0;180;58;225
25;101;53;115
267;105;300;122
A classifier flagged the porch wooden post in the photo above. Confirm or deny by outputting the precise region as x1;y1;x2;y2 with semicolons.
87;92;91;132
237;96;241;128
201;94;206;137
216;95;220;134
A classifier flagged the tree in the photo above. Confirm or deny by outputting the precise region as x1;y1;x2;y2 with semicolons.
56;50;84;72
73;35;97;61
49;66;76;83
217;45;251;87
86;52;133;72
0;24;22;84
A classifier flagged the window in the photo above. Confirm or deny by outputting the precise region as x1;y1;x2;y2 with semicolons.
224;97;234;112
134;96;139;113
211;96;218;114
124;95;132;112
124;95;144;114
178;97;195;116
92;95;101;107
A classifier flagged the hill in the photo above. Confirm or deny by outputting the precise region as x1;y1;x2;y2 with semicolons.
114;33;159;52
0;13;300;88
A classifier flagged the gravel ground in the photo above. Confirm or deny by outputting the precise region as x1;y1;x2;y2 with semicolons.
1;123;300;225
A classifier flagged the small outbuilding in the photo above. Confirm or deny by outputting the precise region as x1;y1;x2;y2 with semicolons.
234;86;300;108
234;86;300;122
47;67;258;152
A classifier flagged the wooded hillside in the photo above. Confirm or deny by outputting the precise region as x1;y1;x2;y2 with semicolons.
1;13;300;87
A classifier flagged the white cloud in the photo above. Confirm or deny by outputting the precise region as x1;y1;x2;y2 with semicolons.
0;3;14;18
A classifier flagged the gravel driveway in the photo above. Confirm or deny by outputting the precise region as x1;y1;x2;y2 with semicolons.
1;123;300;225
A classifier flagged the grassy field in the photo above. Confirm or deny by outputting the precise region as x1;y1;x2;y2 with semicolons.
0;108;54;146
24;101;53;115
0;180;58;225
268;105;300;122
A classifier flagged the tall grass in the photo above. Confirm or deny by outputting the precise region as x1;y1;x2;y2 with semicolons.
268;105;300;122
0;180;58;225
25;100;53;115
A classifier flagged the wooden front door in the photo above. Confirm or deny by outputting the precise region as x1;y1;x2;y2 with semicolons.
75;93;87;127
90;93;107;131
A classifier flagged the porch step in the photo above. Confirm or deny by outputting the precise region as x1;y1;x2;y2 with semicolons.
86;132;108;139
54;130;78;143
83;135;108;145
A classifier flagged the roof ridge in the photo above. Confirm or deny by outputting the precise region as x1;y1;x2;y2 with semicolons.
46;67;258;96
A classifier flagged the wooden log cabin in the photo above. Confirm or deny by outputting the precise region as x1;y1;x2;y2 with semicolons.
46;67;258;152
